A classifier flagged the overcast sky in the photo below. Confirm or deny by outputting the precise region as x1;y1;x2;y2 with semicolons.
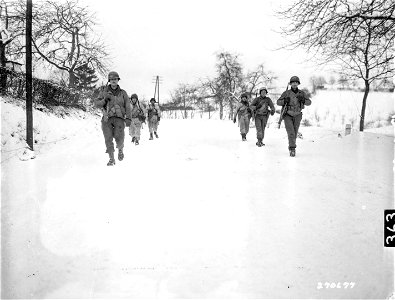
80;0;331;101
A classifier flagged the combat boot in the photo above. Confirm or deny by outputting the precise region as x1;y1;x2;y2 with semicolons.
289;149;296;157
132;137;136;143
154;132;159;138
149;133;153;140
118;149;124;161
135;138;139;145
107;152;115;166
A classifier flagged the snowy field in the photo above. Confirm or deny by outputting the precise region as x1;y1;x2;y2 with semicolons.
1;96;394;298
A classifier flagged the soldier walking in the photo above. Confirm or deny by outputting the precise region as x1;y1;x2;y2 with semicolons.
129;93;146;145
147;98;161;140
94;71;131;166
233;93;252;141
250;88;275;147
277;76;312;157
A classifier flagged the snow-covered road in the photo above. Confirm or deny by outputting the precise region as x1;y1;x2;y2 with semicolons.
2;118;393;298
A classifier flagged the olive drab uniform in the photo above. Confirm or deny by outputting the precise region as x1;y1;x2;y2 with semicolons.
250;95;275;145
129;94;146;145
234;100;252;141
95;85;131;157
277;87;311;154
147;99;161;139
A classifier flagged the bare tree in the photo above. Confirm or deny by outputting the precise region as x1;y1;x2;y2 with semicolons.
0;0;26;93
169;83;199;119
277;0;395;131
216;51;243;119
32;0;109;88
201;77;226;120
243;63;277;97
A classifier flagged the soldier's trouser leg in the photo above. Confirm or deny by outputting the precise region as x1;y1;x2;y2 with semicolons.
102;118;115;154
129;118;141;139
255;116;264;140
112;117;125;150
239;117;246;134
148;120;153;133
148;116;158;133
283;114;302;149
261;115;268;139
134;119;142;140
255;115;268;140
245;117;250;135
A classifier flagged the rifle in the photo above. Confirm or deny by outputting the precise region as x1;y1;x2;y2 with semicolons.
277;83;289;129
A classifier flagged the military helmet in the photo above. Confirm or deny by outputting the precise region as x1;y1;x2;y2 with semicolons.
108;71;120;81
150;98;156;103
131;93;138;100
259;87;268;94
289;76;300;84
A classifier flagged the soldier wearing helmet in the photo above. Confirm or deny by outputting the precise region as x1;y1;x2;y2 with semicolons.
250;87;275;147
129;93;146;145
233;93;252;141
277;76;312;157
94;71;132;166
147;98;161;140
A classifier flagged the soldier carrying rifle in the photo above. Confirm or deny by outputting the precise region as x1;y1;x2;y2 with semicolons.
277;76;312;157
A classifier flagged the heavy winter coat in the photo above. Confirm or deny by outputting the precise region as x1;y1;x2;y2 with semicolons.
147;103;161;120
130;101;146;119
277;88;312;116
95;85;132;120
250;96;275;116
234;102;252;120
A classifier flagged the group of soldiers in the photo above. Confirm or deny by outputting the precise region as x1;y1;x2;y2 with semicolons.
95;71;311;166
233;76;312;157
94;71;161;166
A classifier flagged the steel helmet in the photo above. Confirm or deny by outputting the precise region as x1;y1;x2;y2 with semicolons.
289;76;300;84
108;71;120;81
259;87;268;94
131;93;138;100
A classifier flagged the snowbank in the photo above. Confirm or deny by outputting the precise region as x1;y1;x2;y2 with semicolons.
1;96;101;163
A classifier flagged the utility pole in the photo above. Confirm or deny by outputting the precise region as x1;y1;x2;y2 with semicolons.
152;75;163;105
26;0;33;150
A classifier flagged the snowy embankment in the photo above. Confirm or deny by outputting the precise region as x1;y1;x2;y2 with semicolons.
1;97;394;298
1;96;101;163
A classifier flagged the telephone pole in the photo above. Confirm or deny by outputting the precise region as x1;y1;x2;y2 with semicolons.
26;0;33;150
152;75;163;105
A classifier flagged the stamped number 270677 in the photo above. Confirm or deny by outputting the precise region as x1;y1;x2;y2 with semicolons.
317;282;356;289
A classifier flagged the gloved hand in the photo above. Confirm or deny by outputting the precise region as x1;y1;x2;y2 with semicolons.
125;118;131;127
105;93;114;103
297;94;305;104
270;110;275;116
284;97;290;105
233;118;236;123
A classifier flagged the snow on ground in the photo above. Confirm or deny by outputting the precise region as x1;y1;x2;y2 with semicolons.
1;96;101;163
303;90;394;129
1;98;394;298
